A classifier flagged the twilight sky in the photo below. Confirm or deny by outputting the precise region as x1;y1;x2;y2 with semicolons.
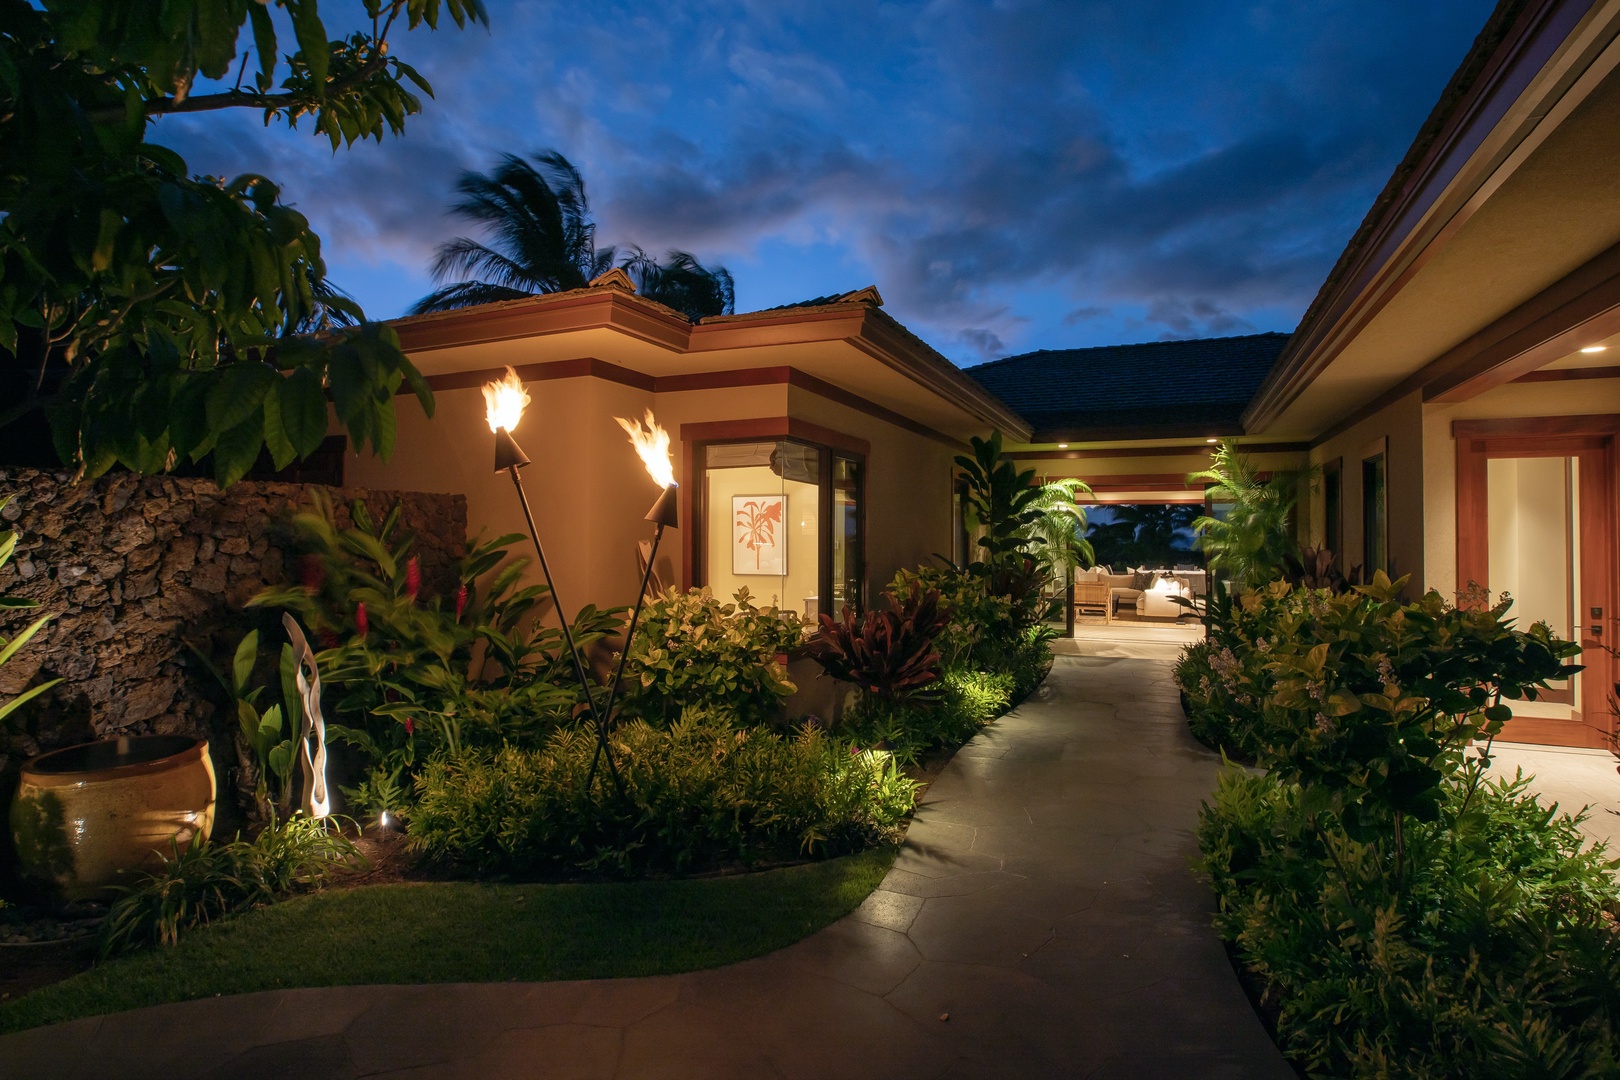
158;0;1493;366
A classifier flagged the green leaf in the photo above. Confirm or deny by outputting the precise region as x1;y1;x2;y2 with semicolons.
205;362;277;434
0;613;54;669
279;367;330;458
262;382;298;471
268;741;294;780
232;630;259;694
281;643;303;730
287;1;331;93
257;704;284;753
247;3;278;92
0;678;63;725
213;412;265;488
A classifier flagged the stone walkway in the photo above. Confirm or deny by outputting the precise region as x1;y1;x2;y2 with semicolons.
0;656;1293;1079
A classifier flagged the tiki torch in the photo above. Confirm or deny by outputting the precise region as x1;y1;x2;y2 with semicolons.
588;411;678;790
482;368;623;794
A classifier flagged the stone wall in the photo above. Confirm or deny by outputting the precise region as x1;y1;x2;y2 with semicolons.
0;471;466;778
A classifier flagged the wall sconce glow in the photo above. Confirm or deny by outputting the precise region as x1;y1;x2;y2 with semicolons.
482;367;530;433
1580;345;1609;354
616;410;676;489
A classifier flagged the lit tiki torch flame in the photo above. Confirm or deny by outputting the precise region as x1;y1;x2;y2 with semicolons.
615;411;678;528
484;368;532;471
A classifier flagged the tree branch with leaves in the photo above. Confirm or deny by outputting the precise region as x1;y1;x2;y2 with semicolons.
0;0;488;485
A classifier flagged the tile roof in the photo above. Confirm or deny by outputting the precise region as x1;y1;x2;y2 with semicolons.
964;331;1290;439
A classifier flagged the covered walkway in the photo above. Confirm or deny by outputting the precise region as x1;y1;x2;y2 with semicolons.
0;656;1292;1079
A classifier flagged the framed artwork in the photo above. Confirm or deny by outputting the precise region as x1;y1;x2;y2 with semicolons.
733;494;786;575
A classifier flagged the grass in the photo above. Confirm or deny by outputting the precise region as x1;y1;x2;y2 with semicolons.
0;847;895;1033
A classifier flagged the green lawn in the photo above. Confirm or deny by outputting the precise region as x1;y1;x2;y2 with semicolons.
0;847;895;1033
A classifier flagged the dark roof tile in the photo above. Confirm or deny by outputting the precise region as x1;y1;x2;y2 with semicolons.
965;332;1290;439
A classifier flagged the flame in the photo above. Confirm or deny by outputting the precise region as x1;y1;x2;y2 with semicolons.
482;367;529;433
616;410;675;489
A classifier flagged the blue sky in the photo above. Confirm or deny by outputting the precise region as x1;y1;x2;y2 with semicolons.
159;0;1493;366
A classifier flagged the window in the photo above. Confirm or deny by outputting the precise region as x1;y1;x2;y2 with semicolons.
1323;457;1342;566
1362;451;1387;575
696;438;865;619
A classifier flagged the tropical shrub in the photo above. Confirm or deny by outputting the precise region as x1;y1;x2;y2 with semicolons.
408;710;917;875
1200;766;1620;1076
244;493;613;809
617;587;802;727
841;668;1016;764
1191;440;1318;589
1182;571;1614;1076
99;814;362;955
810;583;949;705
889;564;1011;670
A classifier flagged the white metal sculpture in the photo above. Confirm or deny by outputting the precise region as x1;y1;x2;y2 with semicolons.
282;613;331;818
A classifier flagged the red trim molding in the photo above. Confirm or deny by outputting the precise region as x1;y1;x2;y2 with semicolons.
423;360;961;447
424;357;654;393
1452;414;1620;438
1512;364;1620;383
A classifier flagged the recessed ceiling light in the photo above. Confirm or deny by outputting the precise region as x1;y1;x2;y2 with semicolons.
1057;443;1069;449
1206;438;1218;444
1580;345;1608;354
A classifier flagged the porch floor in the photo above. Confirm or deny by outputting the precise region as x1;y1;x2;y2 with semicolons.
0;656;1292;1079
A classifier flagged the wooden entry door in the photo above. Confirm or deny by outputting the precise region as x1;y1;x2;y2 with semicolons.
1457;426;1616;749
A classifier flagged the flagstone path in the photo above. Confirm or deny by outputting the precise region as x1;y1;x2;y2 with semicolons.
0;655;1293;1079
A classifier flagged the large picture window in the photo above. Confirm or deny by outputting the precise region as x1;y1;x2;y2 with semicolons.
696;437;865;619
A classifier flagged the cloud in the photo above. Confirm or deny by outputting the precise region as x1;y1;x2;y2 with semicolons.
154;0;1496;360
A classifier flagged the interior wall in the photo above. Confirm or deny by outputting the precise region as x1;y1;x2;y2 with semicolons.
1487;457;1572;632
703;463;820;616
1308;390;1425;583
1422;376;1620;601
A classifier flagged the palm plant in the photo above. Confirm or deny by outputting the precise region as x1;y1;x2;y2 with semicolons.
1190;440;1319;589
410;151;735;321
1024;479;1095;577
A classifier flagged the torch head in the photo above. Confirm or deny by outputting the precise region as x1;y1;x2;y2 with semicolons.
493;427;531;472
645;483;679;529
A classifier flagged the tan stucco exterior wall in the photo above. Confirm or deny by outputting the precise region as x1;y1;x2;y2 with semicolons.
1305;391;1425;583
1422;377;1620;602
344;374;965;615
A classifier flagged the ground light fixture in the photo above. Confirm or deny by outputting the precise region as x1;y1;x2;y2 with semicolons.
482;367;625;795
587;411;679;789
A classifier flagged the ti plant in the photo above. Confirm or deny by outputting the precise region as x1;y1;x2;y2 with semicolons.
812;584;950;705
191;628;301;820
0;496;61;726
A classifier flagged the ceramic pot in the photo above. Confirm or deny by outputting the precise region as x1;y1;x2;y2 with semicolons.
10;735;216;901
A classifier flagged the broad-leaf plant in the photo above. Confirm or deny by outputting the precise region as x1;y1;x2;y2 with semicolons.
0;1;488;484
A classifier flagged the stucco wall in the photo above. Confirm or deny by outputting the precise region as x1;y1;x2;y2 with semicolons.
1422;377;1620;601
346;374;964;617
1308;391;1426;584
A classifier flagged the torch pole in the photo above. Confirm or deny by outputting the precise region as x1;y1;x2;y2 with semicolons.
587;520;665;790
506;466;625;796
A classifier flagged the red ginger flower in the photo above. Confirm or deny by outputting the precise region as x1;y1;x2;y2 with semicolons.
455;584;468;619
405;557;421;601
355;601;369;638
403;716;415;736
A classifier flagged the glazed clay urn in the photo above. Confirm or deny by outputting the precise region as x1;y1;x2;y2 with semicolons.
10;735;216;901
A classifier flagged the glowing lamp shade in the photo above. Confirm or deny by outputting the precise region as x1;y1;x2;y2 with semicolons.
483;367;530;433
